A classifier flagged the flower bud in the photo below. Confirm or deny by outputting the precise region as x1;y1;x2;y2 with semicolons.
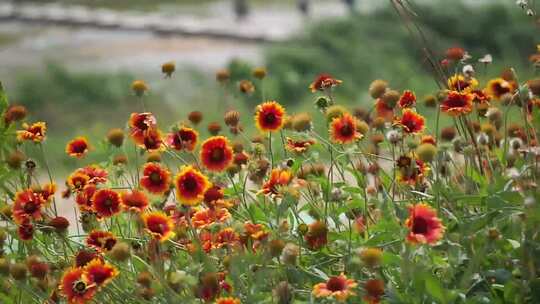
325;105;347;122
10;262;27;280
280;243;300;265
131;80;148;97
368;80;388;99
188;111;203;125
48;216;70;233
273;281;293;304
381;90;400;108
137;271;153;288
416;143;437;162
224;110;240;127
107;128;124;147
252;67;267;80
108;242;131;262
291;113;312;132
360;247;383;267
207;122;221;135
268;239;285;258
161;61;176;78
6;150;26;169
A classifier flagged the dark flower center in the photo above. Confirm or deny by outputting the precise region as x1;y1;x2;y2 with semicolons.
264;112;277;125
183;176;198;192
412;217;429;234
326;277;346;292
104;238;116;250
340;123;354;137
446;96;467;108
104;198;113;208
211;148;225;162
23;202;38;214
73;280;87;294
150;172;161;183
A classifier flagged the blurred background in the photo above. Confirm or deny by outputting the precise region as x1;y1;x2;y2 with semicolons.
0;0;538;171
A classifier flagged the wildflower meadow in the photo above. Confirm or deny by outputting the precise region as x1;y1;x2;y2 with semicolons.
0;1;539;304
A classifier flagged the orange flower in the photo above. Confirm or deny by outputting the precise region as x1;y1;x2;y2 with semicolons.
66;137;90;158
329;113;361;144
67;172;90;192
405;203;445;245
166;126;198;152
59;267;97;304
398;90;416;108
77;165;108;184
141;128;164;152
486;78;515;99
260;168;292;196
129;112;157;145
215;297;241;304
243;222;269;241
16;121;47;142
82;259;118;287
471;89;491;105
447;74;478;92
397;109;425;134
363;279;385;304
191;207;231;229
214;227;240;249
75;184;96;212
440;91;473;116
375;99;394;119
285;137;316;154
305;221;328;250
142;211;175;242
121;189;149;212
309;73;342;92
312;273;357;302
92;189;122;218
12;189;45;224
17;220;34;241
140;162;171;195
200;136;234;172
86;230;117;252
175;165;211;205
254;101;286;132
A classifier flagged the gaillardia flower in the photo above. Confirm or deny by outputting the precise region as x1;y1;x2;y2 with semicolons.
175;165;211;205
254;101;286;132
16;122;47;143
285;137;316;154
305;221;328;250
140;162;171;195
59;267;97;304
447;74;478;92
142;211;175;242
215;297;241;304
92;189;122;218
405;203;445;245
363;279;385;304
486;78;515;99
312;273;357;302
128;112;157;145
200;136;234;172
397;109;425;134
166;126;198;152
398;90;416;108
121;189;149;212
309;73;342;92
83;259;118;287
86;230;117;252
329;113;362;144
66;136;90;158
396;156;429;185
440;91;473;116
260;168;293;196
12;189;45;224
141;128;164;152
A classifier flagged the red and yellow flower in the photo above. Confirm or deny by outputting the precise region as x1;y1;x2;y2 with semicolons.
405;203;444;244
312;273;357;302
398;90;416;108
142;211;175;242
260;168;293;196
166;126;198;152
66;137;90;158
12;189;45;224
17;220;34;241
214;227;241;249
59;267;97;304
82;259;118;287
309;73;342;92
67;172;90;192
375;98;394;119
141;128;164;152
285;137;316;154
200;136;234;172
140;162;171;195
254;101;286;132
16;122;47;142
396;156;429;185
440;91;473;116
75;184;97;212
86;230;117;252
92;189;122;218
305;221;328;250
129;112;157;145
396;109;425;134
329;113;361;144
486;77;516;99
175;165;211;205
363;279;385;304
120;189;149;212
191;207;231;229
447;74;478;92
